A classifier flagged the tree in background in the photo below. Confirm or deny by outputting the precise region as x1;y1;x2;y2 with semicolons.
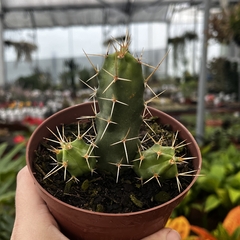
15;67;52;90
59;58;79;97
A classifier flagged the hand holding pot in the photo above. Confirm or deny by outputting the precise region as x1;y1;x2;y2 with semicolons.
11;167;181;240
142;228;181;240
11;166;68;240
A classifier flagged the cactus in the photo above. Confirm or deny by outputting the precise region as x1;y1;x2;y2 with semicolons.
44;123;97;182
94;38;144;176
45;33;195;189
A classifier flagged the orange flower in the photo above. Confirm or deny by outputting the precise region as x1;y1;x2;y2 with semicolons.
190;225;216;240
223;205;240;235
166;216;190;239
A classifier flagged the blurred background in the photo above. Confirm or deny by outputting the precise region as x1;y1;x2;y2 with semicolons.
0;1;240;239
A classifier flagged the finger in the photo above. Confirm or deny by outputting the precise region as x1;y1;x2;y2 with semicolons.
141;228;181;240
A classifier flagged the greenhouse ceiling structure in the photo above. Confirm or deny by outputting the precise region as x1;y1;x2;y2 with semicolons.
0;0;239;85
1;0;238;30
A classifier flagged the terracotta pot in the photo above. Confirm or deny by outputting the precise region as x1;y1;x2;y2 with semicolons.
205;119;223;127
26;102;202;240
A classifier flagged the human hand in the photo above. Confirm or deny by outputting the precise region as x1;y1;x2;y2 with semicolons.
11;166;69;240
11;166;180;240
142;228;181;240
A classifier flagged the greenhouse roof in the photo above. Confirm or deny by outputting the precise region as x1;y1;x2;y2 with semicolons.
1;0;238;30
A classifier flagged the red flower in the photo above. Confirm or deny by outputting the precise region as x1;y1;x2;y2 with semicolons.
13;135;26;144
22;116;44;126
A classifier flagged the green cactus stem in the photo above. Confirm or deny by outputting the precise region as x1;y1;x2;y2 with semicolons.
132;132;195;191
133;143;182;183
44;123;96;181
94;38;145;176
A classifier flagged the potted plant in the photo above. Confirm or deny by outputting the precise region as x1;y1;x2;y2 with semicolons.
26;35;202;240
208;3;240;47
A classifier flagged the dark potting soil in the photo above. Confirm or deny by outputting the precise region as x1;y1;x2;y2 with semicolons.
33;117;194;213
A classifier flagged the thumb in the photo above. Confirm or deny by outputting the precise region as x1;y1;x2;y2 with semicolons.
142;228;181;240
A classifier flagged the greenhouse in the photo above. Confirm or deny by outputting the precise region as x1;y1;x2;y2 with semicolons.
0;1;240;240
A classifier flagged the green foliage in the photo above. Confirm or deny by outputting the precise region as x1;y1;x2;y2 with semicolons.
173;144;240;223
0;142;26;240
208;3;240;46
212;224;240;240
208;9;231;44
229;3;240;46
180;71;198;99
172;114;240;231
208;57;239;95
203;116;240;151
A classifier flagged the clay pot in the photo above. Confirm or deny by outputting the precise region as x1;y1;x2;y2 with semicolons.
26;102;201;240
205;119;223;127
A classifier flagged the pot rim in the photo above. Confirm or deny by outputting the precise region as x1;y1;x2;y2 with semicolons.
26;101;201;217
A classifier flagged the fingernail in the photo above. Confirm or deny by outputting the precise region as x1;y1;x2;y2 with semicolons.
167;230;181;240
